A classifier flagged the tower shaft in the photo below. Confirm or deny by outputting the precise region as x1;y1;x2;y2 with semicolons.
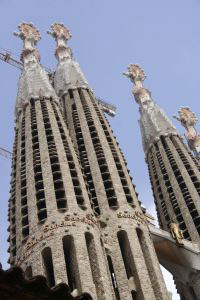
124;64;200;299
9;23;113;299
49;23;169;299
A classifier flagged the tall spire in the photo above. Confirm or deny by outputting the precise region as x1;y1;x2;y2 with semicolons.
174;107;200;156
124;64;177;153
47;23;88;97
14;22;57;116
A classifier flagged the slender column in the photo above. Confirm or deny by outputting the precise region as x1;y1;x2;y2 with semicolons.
108;239;133;299
74;234;97;298
127;229;156;300
50;237;68;285
137;228;168;299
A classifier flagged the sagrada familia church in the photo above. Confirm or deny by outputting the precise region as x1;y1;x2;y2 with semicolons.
1;22;200;300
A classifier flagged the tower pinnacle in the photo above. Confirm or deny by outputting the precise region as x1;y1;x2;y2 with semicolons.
123;64;146;87
14;22;57;116
123;64;153;106
47;23;72;61
124;64;177;153
48;23;88;96
174;107;200;156
13;23;41;64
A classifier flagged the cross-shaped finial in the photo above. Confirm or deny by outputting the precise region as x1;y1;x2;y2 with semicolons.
123;64;146;87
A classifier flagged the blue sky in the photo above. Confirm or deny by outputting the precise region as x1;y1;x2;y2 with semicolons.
1;1;200;298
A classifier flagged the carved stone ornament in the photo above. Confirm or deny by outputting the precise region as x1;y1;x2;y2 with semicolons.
123;64;146;85
14;22;41;44
47;23;72;61
47;23;72;41
49;22;89;94
13;23;41;63
174;107;198;127
174;107;200;154
14;22;59;116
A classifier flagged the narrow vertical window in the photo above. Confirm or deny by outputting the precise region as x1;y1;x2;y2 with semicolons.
41;247;55;287
63;235;80;292
107;255;120;300
117;231;134;279
117;230;137;297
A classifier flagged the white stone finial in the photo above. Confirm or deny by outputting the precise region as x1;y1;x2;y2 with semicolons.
123;64;146;88
173;107;198;127
14;22;41;63
174;107;200;155
123;64;151;106
47;23;72;61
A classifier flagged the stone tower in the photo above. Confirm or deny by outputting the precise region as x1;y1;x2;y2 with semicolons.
8;23;114;299
48;23;169;299
124;64;200;299
124;64;200;244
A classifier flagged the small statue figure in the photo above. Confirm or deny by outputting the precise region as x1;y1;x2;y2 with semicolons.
169;218;184;246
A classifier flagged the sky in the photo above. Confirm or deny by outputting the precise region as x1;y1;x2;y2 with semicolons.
1;0;200;298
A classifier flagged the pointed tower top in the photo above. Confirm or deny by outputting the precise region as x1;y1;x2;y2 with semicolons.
124;64;177;153
48;22;89;96
47;23;72;61
14;22;41;44
174;107;200;155
123;64;146;87
14;22;58;116
13;22;41;63
47;23;72;41
174;107;198;127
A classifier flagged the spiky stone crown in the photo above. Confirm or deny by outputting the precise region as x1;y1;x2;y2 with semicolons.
47;23;72;41
123;64;146;83
14;22;41;44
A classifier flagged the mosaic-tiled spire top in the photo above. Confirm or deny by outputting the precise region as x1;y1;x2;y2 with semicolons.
48;23;88;96
124;64;177;153
174;107;200;155
14;23;57;117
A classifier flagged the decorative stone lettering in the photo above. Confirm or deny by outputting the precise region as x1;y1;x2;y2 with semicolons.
16;214;99;264
117;211;147;225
